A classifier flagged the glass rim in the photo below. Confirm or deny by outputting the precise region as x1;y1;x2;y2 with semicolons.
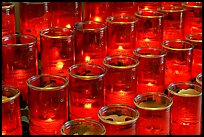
162;39;194;51
167;82;202;97
135;10;164;18
133;47;167;58
183;2;202;8
157;6;185;12
103;55;139;69
61;118;106;135
26;74;69;91
106;15;138;24
2;34;37;47
68;64;106;80
196;73;202;85
2;85;21;103
134;92;173;110
40;26;75;39
98;104;140;125
74;21;107;31
2;2;15;9
185;33;202;43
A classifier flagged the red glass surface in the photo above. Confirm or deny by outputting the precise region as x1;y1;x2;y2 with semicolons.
19;2;52;52
40;27;75;78
2;86;22;135
162;40;194;88
112;2;138;16
158;5;184;40
74;21;107;65
27;74;69;135
135;10;164;48
83;2;113;22
168;82;202;135
133;48;166;95
103;55;139;107
186;33;202;79
161;2;182;7
2;34;38;106
98;104;139;135
68;64;106;120
2;2;16;36
183;2;202;38
137;2;162;11
48;2;82;28
134;92;173;135
106;15;137;56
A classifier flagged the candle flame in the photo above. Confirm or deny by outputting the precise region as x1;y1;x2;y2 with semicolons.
46;118;54;122
144;38;150;42
84;103;92;108
147;82;154;86
144;7;149;10
2;131;6;135
66;24;71;28
85;56;90;63
56;61;64;70
118;46;124;50
94;16;102;22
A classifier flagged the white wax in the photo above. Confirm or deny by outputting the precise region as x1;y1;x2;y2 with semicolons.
178;88;200;95
102;114;132;122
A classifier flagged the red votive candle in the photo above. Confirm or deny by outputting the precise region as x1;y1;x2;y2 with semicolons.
19;2;52;53
162;40;194;88
135;10;164;48
98;104;139;135
134;92;173;135
168;82;202;135
112;2;138;16
158;5;185;40
103;55;139;107
133;47;167;95
40;26;75;78
185;33;202;79
2;2;16;36
83;2;113;22
26;74;69;135
48;2;82;28
68;64;106;120
74;21;107;65
2;34;38;107
2;86;22;135
106;15;138;56
183;2;202;38
137;2;162;11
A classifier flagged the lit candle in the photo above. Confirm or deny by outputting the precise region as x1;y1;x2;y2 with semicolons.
85;56;91;63
84;103;92;109
46;118;54;122
56;61;64;70
66;24;71;28
94;16;102;22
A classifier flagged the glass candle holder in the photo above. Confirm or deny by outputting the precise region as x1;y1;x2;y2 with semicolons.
68;64;106;120
162;40;194;88
196;73;202;85
106;15;138;56
133;47;167;95
48;2;82;28
183;2;202;38
83;2;113;22
161;2;183;7
112;2;138;16
137;2;162;11
98;104;139;135
135;10;164;48
74;21;107;65
186;33;202;79
167;82;202;135
40;26;75;78
2;2;16;36
61;118;106;135
2;34;38;107
157;5;185;40
26;74;69;135
2;85;22;135
103;55;139;107
134;92;173;135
